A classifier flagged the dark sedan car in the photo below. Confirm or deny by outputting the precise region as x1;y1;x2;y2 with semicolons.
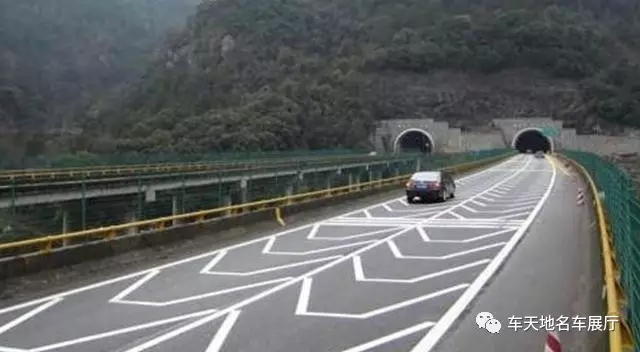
405;170;455;204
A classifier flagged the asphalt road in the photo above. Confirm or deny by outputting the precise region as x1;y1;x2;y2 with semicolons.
0;154;597;352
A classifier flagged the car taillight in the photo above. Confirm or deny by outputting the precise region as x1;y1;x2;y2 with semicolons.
406;181;415;188
429;181;440;188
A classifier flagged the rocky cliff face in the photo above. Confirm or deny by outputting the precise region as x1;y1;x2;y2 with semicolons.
364;69;595;132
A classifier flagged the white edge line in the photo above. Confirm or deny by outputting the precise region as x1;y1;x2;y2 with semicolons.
29;309;219;352
447;211;466;220
295;277;313;315
296;279;469;319
393;242;507;260
352;256;366;280
460;205;477;213
204;256;342;276
416;227;430;241
429;228;517;243
0;298;62;336
409;154;557;351
473;205;535;214
495;211;530;220
312;227;403;241
355;259;491;283
205;310;242;352
0;347;28;352
109;270;160;303
199;251;228;274
113;278;292;307
305;224;320;239
340;320;436;352
264;239;376;256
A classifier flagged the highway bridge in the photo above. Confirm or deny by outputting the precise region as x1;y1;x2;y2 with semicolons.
0;150;636;352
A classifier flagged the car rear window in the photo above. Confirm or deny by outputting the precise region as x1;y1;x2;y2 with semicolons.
412;172;440;181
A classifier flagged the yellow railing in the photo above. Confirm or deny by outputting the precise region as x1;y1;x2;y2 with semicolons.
558;154;634;352
0;154;509;257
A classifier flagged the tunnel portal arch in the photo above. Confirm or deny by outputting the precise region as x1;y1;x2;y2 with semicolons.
393;128;435;154
511;128;554;153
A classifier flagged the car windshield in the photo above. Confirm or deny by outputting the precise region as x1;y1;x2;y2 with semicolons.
412;172;440;181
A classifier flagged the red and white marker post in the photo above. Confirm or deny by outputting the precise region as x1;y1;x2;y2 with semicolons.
576;188;585;205
544;331;562;352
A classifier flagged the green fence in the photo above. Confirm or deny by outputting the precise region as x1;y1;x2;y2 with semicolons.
0;149;511;243
563;150;640;348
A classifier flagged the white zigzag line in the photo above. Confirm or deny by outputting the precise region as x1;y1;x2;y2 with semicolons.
0;298;62;336
340;321;436;352
262;236;376;255
0;347;27;352
426;228;517;243
495;211;530;220
460;205;534;214
388;241;506;260
200;250;343;276
352;256;491;283
307;224;403;241
294;277;468;319
26;309;220;352
109;270;289;307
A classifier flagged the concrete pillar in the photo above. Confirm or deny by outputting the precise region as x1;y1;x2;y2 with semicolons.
348;173;354;190
368;170;373;182
172;195;179;226
416;158;422;172
240;178;248;203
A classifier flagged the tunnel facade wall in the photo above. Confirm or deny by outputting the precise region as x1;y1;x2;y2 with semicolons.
511;127;554;152
374;117;640;156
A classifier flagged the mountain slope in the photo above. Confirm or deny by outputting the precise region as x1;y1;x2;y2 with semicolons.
84;0;639;154
0;0;200;159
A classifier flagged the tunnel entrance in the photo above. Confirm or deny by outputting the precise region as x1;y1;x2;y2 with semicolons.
512;128;553;153
393;128;434;154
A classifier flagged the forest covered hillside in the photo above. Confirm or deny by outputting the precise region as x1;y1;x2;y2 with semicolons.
85;0;640;154
0;0;200;159
2;0;640;158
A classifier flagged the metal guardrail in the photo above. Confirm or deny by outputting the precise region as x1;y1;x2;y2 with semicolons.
0;156;414;197
0;152;512;258
559;151;637;352
0;153;389;184
0;149;370;170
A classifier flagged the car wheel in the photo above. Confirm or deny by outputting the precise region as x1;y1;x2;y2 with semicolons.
450;191;455;199
439;190;446;202
407;196;415;204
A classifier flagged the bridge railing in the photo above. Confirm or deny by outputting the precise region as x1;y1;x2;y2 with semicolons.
561;150;639;352
0;149;512;257
0;149;371;170
0;151;388;184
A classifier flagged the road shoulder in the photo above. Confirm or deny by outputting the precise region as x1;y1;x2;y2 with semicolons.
429;162;606;351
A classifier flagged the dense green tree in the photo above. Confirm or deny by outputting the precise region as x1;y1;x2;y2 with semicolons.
0;0;200;159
